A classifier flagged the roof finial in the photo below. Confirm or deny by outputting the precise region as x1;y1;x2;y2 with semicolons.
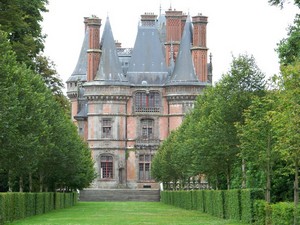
159;3;162;16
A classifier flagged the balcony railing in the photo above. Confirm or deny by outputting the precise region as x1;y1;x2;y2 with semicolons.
135;107;160;113
135;137;160;149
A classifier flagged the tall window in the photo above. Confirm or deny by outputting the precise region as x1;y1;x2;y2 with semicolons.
141;119;154;139
102;119;112;138
100;155;113;179
139;154;152;180
135;92;160;112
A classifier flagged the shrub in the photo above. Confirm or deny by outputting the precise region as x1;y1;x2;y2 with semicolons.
241;189;264;223
224;189;240;221
272;202;294;225
212;190;224;218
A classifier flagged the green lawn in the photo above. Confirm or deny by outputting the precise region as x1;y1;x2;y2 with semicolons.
8;202;248;225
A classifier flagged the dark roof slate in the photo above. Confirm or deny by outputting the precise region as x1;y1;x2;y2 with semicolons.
168;16;199;85
126;24;168;85
94;17;128;85
67;30;88;82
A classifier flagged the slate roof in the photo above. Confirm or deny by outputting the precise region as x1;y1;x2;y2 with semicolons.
167;16;200;86
67;30;88;83
74;86;88;120
126;23;168;85
94;17;128;85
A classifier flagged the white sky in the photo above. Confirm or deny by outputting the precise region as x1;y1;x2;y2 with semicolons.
42;0;298;88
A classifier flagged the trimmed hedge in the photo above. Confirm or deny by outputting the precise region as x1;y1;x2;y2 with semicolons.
0;192;78;224
161;189;300;224
253;201;300;225
161;189;263;223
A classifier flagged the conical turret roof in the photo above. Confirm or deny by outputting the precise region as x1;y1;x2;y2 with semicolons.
126;20;168;85
168;16;199;85
67;30;88;82
94;17;128;84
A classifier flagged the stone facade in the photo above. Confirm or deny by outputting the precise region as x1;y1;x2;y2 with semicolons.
67;8;212;189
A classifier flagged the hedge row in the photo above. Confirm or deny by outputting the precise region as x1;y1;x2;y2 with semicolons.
0;192;78;224
253;200;300;225
160;189;264;223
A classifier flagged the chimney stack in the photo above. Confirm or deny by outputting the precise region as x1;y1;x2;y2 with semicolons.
191;14;208;82
86;16;101;82
141;13;157;27
165;9;185;66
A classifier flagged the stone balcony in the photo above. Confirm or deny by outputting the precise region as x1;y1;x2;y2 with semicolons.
134;137;160;150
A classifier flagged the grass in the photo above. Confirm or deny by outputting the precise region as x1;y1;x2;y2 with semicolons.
8;202;248;225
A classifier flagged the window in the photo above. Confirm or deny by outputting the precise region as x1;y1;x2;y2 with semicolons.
135;92;160;112
100;155;113;179
139;154;152;180
102;119;112;138
141;119;154;139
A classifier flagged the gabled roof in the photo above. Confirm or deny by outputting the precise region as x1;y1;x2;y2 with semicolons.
67;30;88;82
168;16;200;86
94;17;128;85
126;23;168;85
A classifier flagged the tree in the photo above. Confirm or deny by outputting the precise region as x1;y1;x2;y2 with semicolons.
276;14;300;66
193;54;266;189
236;93;278;202
273;61;300;209
34;55;71;114
268;0;300;8
0;30;95;192
0;0;48;68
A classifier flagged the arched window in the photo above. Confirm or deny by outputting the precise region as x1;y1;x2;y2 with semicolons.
100;155;113;179
135;92;160;112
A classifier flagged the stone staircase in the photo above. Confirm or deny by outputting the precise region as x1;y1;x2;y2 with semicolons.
79;189;160;202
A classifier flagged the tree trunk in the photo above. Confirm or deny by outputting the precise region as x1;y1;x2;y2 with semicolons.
294;160;299;225
19;176;23;192
227;166;231;190
242;158;246;189
29;172;33;192
8;170;13;192
266;134;271;203
39;173;44;192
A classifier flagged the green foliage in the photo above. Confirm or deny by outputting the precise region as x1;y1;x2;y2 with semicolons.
276;14;300;65
253;200;270;225
152;54;266;190
240;189;264;223
35;193;45;215
0;0;48;67
268;0;300;8
0;192;77;224
161;189;264;223
24;193;36;217
0;30;95;191
272;202;294;225
224;190;241;221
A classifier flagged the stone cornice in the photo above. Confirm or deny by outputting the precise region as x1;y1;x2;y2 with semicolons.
166;95;197;101
86;95;130;101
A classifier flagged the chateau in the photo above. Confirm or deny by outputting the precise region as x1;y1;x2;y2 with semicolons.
66;7;212;190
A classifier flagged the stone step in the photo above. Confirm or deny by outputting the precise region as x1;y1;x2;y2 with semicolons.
79;189;160;202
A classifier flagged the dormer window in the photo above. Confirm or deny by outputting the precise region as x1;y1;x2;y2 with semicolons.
135;91;160;112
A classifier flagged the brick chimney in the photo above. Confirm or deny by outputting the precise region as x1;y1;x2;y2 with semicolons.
191;14;208;82
86;16;101;82
165;8;184;66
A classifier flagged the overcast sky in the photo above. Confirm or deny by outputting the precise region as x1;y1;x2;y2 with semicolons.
42;0;298;87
